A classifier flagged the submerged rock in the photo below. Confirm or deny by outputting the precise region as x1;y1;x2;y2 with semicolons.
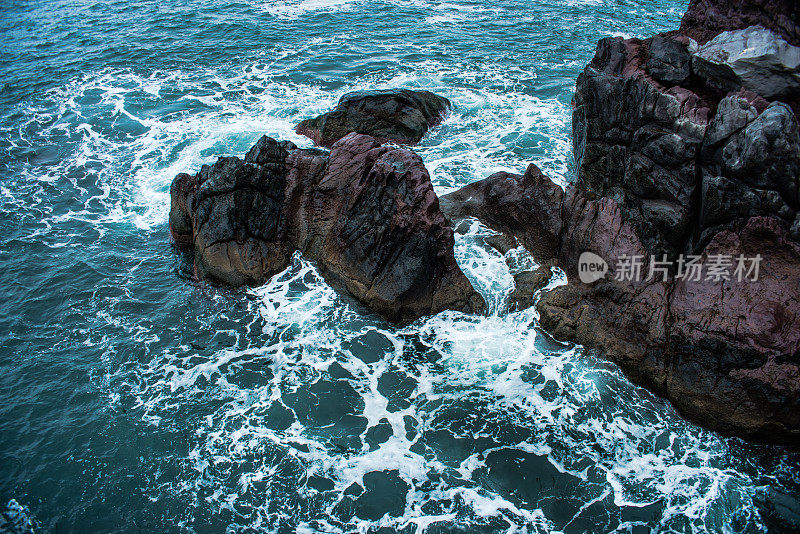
170;133;484;323
295;89;451;147
506;265;553;312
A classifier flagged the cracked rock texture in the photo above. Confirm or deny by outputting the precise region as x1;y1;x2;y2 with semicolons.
169;133;484;324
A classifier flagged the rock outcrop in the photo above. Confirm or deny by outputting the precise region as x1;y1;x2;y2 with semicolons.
170;133;484;323
296;89;451;148
679;0;800;47
441;0;800;443
692;26;800;99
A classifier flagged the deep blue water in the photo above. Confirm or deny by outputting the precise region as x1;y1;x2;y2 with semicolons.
1;0;799;532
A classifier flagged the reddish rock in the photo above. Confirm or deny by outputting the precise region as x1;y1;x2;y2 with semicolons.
169;133;484;324
679;0;800;47
663;217;800;440
300;133;485;323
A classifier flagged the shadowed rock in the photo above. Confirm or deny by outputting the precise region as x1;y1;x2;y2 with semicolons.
296;89;451;148
506;265;554;312
170;133;484;324
439;164;564;260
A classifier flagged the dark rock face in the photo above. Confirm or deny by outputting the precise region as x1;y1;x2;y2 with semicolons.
647;35;693;86
191;143;294;286
170;133;484;323
441;0;800;443
573;27;800;257
536;204;800;442
506;265;553;312
700;95;799;244
573;36;711;258
296;89;451;148
439;164;564;260
680;0;800;47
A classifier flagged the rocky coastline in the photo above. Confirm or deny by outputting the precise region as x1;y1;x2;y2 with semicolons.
442;0;800;444
169;0;800;444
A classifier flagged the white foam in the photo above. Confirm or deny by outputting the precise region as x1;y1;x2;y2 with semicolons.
5;2;773;530
263;0;362;19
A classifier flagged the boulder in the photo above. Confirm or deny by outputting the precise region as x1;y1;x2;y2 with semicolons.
296;89;451;148
188;140;294;286
692;26;800;99
506;265;553;312
303;134;485;323
170;133;484;323
647;35;694;86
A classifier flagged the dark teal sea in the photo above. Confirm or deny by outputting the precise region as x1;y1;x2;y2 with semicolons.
1;0;798;532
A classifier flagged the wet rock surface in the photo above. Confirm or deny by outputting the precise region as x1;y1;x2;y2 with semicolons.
506;265;553;312
295;89;451;148
442;0;800;443
170;133;484;323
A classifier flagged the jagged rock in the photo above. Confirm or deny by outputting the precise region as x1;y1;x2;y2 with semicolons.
692;26;800;99
573;36;709;257
432;0;800;444
170;133;484;323
680;0;800;47
538;214;800;443
702;90;765;147
305;134;484;323
438;0;800;443
296;89;451;148
189;143;294;286
647;35;694;86
168;172;197;247
506;265;553;312
443;145;800;443
439;164;564;260
714;102;800;205
698;94;799;243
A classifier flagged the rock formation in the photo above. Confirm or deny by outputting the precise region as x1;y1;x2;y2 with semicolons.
296;89;451;147
679;0;800;47
441;0;800;443
170;133;484;324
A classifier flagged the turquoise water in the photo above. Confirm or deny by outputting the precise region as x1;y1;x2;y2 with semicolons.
1;0;798;532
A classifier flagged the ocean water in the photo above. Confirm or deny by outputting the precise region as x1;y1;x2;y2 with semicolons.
1;0;799;532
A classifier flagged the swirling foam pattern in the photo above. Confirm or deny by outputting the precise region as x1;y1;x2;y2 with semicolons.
1;0;798;532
